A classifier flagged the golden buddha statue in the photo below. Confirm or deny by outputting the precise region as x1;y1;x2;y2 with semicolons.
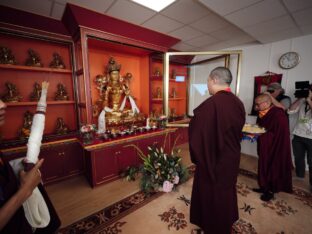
103;58;130;113
25;49;42;67
30;82;42;101
95;57;144;130
55;117;69;135
2;82;22;102
55;83;69;101
0;46;17;65
49;52;65;69
19;111;33;140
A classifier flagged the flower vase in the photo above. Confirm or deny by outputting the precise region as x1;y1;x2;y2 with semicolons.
82;132;94;144
158;119;167;129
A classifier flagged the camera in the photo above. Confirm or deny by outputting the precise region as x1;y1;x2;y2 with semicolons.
294;81;311;98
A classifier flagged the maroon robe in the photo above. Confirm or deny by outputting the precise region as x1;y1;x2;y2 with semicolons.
257;106;293;193
0;161;61;234
189;91;245;234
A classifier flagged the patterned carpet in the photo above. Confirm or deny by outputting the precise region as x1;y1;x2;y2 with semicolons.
58;168;312;234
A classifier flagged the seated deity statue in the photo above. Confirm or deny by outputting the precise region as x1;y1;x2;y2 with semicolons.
25;48;42;67
49;52;65;69
30;82;42;101
19;111;33;140
154;67;161;76
55;117;69;135
55;83;69;101
0;46;17;64
170;87;177;98
2;82;22;102
96;57;144;131
155;87;162;99
103;58;130;113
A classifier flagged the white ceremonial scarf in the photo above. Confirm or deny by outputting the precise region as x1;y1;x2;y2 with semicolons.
97;106;113;134
9;158;50;228
120;95;140;114
19;85;50;228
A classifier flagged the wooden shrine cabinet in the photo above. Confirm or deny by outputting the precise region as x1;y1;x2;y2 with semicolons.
61;3;180;126
0;11;83;184
0;139;84;185
84;128;174;187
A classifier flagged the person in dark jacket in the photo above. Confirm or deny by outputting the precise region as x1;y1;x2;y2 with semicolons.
189;67;246;234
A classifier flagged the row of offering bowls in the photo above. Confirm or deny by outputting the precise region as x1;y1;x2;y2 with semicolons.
96;125;157;140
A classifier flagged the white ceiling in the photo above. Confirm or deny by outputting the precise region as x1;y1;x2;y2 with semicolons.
1;0;312;51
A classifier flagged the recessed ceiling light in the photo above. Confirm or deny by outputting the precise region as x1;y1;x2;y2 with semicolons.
131;0;176;12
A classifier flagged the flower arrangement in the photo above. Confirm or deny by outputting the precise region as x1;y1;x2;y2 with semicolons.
80;124;96;133
123;135;188;194
156;115;167;129
80;124;97;144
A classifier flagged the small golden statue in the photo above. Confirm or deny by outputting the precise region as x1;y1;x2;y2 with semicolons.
19;111;33;140
171;69;176;79
55;83;69;101
2;82;22;102
25;49;42;67
170;87;177;98
170;108;177;118
29;82;42;101
55;117;69;135
0;46;17;65
154;67;161;76
155;87;162;99
49;52;65;69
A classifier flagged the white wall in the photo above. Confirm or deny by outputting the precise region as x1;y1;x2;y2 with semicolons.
188;54;239;115
187;34;312;160
234;34;312;157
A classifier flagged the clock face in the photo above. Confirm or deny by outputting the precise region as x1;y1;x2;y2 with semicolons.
279;52;300;69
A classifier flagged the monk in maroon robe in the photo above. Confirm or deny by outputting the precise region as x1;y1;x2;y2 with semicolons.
189;67;245;234
254;94;293;201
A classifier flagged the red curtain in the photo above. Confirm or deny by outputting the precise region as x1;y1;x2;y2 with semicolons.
250;71;282;115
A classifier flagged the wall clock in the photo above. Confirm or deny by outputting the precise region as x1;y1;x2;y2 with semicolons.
279;51;300;69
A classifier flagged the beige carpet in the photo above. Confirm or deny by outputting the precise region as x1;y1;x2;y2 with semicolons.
58;169;312;234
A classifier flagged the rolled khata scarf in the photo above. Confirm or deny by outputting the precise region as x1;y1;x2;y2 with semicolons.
9;158;50;228
25;87;47;164
23;82;50;228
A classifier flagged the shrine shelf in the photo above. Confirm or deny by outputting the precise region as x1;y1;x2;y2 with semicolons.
148;53;191;122
0;27;77;142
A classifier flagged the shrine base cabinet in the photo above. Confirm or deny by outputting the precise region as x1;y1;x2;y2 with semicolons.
0;140;84;185
84;144;138;187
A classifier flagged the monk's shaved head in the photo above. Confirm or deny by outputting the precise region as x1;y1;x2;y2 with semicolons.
256;94;272;105
254;93;272;111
